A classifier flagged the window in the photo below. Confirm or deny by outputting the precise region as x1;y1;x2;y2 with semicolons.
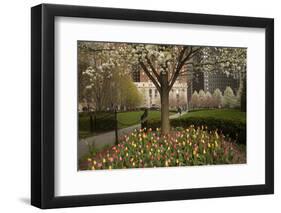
149;89;152;97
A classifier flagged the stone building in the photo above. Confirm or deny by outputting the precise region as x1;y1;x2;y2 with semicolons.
132;65;188;110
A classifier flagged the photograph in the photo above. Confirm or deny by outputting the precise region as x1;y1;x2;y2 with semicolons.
78;41;247;170
29;2;274;209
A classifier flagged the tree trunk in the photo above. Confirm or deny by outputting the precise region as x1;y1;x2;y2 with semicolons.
160;71;170;134
240;76;246;112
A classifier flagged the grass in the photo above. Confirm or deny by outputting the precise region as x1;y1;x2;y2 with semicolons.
79;109;245;139
79;110;175;138
117;110;174;128
179;109;246;123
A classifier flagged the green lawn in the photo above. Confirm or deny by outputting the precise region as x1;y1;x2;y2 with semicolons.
79;110;174;138
80;109;245;139
117;110;166;128
179;109;246;123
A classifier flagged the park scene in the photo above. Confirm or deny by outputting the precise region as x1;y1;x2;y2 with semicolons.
78;41;247;170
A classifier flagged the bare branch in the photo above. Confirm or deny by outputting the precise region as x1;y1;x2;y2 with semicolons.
139;61;161;92
168;68;182;91
168;47;188;84
145;56;161;83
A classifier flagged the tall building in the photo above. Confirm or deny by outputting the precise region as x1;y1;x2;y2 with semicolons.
189;70;240;96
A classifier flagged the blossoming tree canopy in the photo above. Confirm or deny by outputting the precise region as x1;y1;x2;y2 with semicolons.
79;42;142;111
78;41;247;134
127;44;204;134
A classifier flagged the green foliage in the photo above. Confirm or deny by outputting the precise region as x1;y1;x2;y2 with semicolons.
79;112;116;136
147;109;246;144
223;86;239;108
181;109;246;123
118;75;143;110
78;41;143;110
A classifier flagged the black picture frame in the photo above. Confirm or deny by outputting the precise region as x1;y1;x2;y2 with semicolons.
31;3;274;209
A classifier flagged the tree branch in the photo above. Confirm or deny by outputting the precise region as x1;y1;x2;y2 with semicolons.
168;47;203;91
139;61;161;92
145;56;161;83
168;47;188;85
168;69;182;91
194;60;240;67
168;47;194;91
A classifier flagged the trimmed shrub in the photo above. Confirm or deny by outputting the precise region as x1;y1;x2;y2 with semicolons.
79;112;116;133
148;117;246;145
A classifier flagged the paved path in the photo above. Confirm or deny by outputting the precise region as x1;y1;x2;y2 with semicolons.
78;111;187;158
78;124;141;158
169;111;187;119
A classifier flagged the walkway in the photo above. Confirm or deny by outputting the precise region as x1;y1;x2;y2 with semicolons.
78;124;140;158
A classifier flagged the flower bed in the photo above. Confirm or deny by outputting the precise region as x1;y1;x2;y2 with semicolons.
83;126;245;170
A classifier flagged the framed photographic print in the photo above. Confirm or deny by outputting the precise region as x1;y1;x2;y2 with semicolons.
31;3;274;209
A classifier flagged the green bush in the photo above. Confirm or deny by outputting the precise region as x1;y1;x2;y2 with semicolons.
148;117;246;145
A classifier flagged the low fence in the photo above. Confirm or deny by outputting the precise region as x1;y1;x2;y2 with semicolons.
79;110;144;145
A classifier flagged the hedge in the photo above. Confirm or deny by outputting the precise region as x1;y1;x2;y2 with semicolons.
79;112;116;133
148;117;246;145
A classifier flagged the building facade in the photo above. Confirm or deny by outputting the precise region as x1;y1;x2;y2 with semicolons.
132;66;188;110
134;81;188;109
189;71;240;97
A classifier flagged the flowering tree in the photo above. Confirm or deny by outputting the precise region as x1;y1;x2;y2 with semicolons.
223;86;238;108
193;47;246;110
130;45;247;132
190;91;199;109
205;91;213;108
79;41;246;134
128;44;201;134
193;47;246;77
79;42;142;111
198;90;206;108
213;88;223;108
